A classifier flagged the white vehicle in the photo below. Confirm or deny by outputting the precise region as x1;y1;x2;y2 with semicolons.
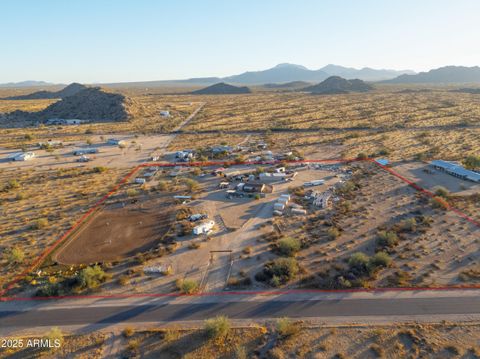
219;182;230;189
77;155;90;162
135;178;146;184
13;152;36;161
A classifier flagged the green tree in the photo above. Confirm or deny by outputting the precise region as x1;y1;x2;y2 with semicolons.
204;316;231;339
277;237;301;257
77;265;107;289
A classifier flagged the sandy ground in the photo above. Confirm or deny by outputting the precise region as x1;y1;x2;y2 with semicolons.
392;160;480;195
54;195;175;264
0;134;173;171
90;166;344;295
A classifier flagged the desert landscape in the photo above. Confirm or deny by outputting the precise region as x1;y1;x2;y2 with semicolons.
1;1;480;355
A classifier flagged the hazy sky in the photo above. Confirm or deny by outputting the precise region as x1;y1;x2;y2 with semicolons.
1;0;480;83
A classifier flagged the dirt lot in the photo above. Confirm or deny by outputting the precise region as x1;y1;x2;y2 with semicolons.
275;161;480;289
0;133;174;171
54;195;175;264
392;161;480;195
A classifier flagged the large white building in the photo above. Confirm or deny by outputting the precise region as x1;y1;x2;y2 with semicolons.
430;160;480;183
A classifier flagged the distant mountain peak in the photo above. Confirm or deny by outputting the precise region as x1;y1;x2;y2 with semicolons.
303;76;373;94
273;63;308;70
191;82;251;95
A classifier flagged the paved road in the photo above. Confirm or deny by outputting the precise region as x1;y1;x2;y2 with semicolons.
1;290;480;331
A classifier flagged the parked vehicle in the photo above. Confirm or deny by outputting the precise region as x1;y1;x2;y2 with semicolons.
76;155;90;162
189;213;208;222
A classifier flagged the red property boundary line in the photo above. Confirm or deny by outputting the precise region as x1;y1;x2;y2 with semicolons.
1;158;479;301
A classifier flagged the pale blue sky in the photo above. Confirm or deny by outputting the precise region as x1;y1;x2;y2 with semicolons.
1;0;479;83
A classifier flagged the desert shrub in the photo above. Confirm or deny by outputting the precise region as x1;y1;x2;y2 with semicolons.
243;246;253;254
93;166;107;173
277;237;301;257
77;265;108;289
15;192;27;200
263;258;299;285
376;231;398;249
204;315;230;339
2;179;20;192
44;327;63;350
33;218;49;230
126;188;139;197
400;218;417;232
386;270;412;286
176;278;199;294
463;155;480;170
431;196;449;209
377;148;390;156
348;252;370;274
369;252;392;268
157;180;168;191
123;327;135;338
6;247;25;264
118;275;129;286
327;227;340;240
434;186;449;198
182;178;199;193
276;317;300;338
357;152;368;160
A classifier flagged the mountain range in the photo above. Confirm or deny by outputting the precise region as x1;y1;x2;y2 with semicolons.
3;64;480;88
0;81;57;88
3;83;87;100
382;66;480;84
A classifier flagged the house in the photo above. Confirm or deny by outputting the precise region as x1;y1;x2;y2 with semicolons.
313;192;332;208
160;110;170;117
45;118;86;125
430;160;480;183
12;152;35;161
211;145;233;155
38;140;63;148
259;172;287;182
193;220;215;235
65;119;85;125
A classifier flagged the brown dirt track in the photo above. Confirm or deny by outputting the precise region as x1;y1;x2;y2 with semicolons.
54;197;174;265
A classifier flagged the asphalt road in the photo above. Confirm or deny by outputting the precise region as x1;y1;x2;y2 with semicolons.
1;295;480;329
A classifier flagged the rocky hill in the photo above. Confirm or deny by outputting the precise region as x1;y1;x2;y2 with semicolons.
191;82;251;95
302;76;373;94
7;87;142;122
4;83;87;100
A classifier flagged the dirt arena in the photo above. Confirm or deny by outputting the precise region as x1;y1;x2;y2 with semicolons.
54;198;174;264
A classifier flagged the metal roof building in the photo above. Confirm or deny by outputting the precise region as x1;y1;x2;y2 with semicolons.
430;160;480;183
